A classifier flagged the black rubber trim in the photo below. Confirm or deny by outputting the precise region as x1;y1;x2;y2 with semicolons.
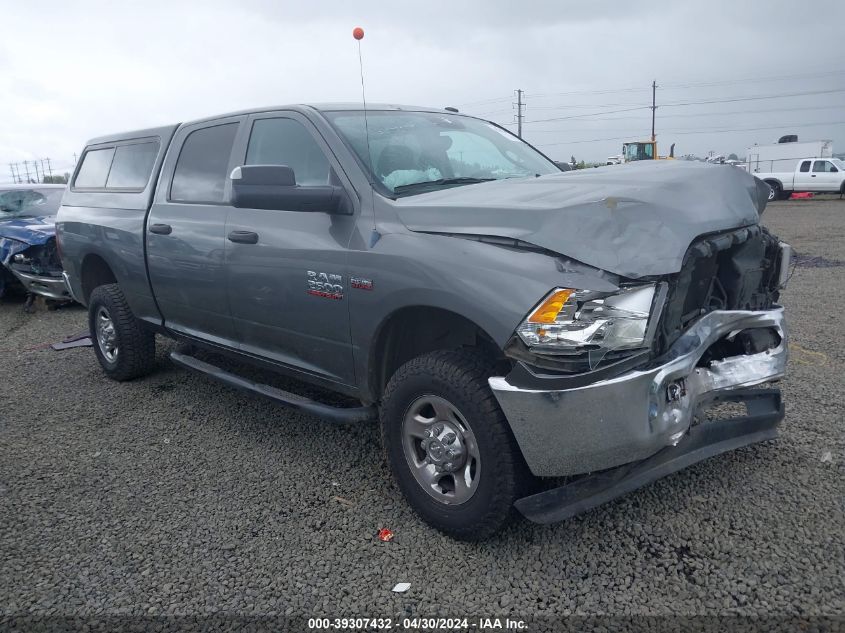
505;350;651;391
170;351;376;424
515;388;784;524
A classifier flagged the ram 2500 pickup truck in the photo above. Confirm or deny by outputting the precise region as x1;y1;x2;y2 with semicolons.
57;104;790;540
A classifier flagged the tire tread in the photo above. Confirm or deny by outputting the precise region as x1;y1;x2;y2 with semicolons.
89;283;156;381
381;349;532;540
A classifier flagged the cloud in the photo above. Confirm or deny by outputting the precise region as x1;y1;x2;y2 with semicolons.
0;0;843;176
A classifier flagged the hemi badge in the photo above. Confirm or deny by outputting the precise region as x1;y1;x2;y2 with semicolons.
351;277;373;291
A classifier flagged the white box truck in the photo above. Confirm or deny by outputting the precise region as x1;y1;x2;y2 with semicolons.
746;138;836;199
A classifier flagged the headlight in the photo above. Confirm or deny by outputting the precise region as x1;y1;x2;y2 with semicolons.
517;283;659;354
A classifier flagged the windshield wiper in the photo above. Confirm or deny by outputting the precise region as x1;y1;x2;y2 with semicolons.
392;177;496;195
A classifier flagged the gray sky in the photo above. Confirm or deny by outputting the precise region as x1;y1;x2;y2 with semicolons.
1;0;844;179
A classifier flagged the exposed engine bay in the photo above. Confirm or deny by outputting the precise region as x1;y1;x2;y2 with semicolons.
508;224;788;378
654;224;786;356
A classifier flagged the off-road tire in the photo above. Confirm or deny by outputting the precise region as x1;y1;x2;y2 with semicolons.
381;349;533;540
88;283;156;381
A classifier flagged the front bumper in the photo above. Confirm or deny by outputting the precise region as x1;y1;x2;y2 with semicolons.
489;306;787;477
8;268;71;300
515;388;783;524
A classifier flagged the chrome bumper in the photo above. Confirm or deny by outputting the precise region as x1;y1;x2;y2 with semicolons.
489;307;788;477
62;271;81;303
9;268;71;301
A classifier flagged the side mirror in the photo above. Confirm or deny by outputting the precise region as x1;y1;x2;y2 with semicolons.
230;165;349;213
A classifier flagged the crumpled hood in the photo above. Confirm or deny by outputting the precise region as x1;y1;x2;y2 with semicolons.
392;161;763;278
0;215;56;264
0;215;57;246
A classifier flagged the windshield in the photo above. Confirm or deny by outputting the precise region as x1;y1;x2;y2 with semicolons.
831;158;845;171
0;187;64;218
324;111;558;196
623;142;654;162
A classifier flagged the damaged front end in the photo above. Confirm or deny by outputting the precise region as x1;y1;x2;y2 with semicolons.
489;224;791;523
0;186;70;303
0;232;69;301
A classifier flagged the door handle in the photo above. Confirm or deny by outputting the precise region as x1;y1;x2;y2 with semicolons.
811;174;817;177
228;230;259;244
149;223;172;235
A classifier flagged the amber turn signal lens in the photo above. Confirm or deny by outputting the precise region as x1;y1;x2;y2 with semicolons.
527;289;574;324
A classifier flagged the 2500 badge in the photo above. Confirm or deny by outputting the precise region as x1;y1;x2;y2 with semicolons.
307;270;344;300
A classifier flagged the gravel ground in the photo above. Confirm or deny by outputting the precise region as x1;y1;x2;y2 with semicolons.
1;198;844;626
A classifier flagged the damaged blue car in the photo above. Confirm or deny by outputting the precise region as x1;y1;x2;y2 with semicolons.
0;184;71;306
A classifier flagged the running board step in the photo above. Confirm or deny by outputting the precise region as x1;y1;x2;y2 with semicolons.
170;351;376;424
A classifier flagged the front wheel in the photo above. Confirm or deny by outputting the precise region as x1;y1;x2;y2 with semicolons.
88;284;156;381
381;350;532;540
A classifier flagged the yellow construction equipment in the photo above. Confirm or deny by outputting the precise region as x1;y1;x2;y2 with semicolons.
620;139;676;163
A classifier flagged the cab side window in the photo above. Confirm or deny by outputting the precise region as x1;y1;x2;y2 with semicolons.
245;118;330;186
171;123;239;203
799;161;811;173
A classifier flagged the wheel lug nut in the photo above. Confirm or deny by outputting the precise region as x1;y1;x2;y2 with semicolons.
443;462;453;471
447;449;458;458
432;424;444;435
443;432;456;445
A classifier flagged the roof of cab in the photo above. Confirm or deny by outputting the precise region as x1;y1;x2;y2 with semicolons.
179;103;459;126
82;104;465;147
86;124;180;147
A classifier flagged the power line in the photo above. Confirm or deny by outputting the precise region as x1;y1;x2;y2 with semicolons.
516;106;653;125
493;88;845;126
460;67;845;108
535;103;845;125
515;102;649;109
660;68;845;90
661;88;845;108
456;95;514;107
534;120;845;147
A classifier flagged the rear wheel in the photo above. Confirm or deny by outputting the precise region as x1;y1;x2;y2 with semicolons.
766;181;781;201
381;350;532;540
88;284;156;381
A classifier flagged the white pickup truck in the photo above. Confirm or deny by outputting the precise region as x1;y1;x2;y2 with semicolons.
755;157;845;200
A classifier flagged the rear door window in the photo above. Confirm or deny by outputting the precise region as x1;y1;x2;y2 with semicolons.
74;148;116;188
170;123;239;204
106;142;159;189
799;161;811;172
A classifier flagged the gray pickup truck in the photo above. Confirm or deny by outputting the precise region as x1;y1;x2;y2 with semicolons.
57;104;790;539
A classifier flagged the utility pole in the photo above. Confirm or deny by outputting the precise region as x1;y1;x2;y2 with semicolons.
23;160;31;183
516;89;524;139
46;157;53;177
9;163;18;184
33;159;41;183
651;79;657;142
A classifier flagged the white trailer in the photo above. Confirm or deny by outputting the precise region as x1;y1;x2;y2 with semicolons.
746;139;833;174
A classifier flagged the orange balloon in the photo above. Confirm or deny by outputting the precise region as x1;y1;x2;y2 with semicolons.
352;26;364;40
